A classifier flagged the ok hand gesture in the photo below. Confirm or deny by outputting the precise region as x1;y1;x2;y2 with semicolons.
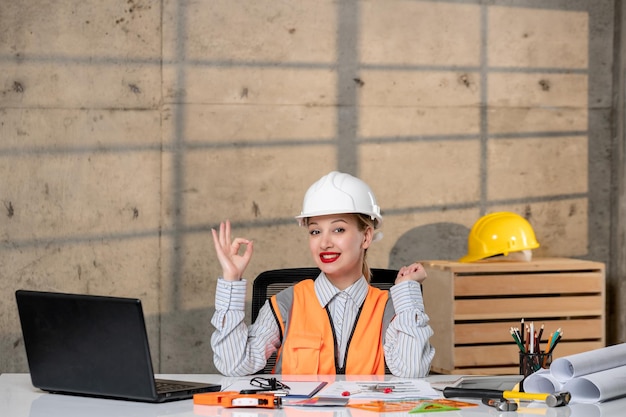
212;220;254;281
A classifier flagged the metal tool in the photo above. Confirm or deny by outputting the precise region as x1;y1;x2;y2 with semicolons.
482;398;518;412
444;387;571;407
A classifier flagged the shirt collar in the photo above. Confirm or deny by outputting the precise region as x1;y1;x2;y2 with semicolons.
314;271;369;308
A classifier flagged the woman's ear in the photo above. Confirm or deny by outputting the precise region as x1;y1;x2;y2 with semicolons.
362;226;374;249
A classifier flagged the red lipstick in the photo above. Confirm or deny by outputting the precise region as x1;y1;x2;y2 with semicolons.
320;252;340;263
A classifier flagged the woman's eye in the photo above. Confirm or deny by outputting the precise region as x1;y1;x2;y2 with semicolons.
309;229;320;235
334;227;345;233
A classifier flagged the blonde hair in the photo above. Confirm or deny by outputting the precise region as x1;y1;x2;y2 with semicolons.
354;213;376;282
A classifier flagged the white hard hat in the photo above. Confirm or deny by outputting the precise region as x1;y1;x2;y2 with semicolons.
295;171;382;228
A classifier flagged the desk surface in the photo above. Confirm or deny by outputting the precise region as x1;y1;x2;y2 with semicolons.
2;373;625;417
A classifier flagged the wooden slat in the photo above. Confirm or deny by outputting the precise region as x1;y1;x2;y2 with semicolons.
454;272;603;296
454;295;604;320
422;258;605;274
453;341;604;368
431;366;521;375
454;318;604;344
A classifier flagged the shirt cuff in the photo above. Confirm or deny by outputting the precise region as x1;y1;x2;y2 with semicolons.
215;277;247;311
390;280;424;313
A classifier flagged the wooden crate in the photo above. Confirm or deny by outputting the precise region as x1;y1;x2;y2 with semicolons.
421;258;606;375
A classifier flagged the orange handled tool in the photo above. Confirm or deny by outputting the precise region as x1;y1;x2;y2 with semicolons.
194;391;282;408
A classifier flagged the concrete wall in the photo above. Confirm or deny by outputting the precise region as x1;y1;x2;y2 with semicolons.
0;0;619;374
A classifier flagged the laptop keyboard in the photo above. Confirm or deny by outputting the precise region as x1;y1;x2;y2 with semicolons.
155;380;194;392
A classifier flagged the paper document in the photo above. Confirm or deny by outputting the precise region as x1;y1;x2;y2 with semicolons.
317;379;440;400
430;375;522;391
221;379;327;398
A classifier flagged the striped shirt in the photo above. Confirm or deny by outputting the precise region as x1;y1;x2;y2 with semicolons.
210;273;435;377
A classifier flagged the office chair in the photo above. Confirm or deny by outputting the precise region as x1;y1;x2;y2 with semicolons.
251;267;399;374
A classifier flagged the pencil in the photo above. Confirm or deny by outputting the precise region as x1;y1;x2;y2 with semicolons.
552;328;562;349
514;327;523;348
537;324;545;348
548;333;563;354
524;325;530;352
546;332;553;353
510;328;525;353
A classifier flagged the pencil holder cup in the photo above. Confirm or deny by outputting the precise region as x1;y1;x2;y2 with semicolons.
519;351;552;391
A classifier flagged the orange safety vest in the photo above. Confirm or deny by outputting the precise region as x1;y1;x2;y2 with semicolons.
269;279;389;375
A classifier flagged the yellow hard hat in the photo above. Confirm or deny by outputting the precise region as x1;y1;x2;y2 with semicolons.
459;212;540;263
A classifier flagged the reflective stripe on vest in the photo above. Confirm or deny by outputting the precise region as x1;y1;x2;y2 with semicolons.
269;279;390;375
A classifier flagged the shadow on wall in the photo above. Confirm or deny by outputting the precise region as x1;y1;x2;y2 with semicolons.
146;308;219;374
8;306;219;374
388;222;470;268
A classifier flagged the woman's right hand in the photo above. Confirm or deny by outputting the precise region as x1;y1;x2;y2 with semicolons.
211;220;254;281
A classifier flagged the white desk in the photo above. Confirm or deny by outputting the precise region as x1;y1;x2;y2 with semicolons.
2;373;625;417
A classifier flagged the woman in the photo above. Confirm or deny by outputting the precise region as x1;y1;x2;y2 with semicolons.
210;171;434;377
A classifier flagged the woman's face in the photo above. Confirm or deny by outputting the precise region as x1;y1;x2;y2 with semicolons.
307;214;372;285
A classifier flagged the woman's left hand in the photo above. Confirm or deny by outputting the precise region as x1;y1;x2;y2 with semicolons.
395;262;427;284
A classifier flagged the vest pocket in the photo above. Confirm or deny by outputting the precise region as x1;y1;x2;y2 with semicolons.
285;331;322;373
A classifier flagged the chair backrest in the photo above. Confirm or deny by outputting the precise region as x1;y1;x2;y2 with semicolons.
251;267;399;374
251;267;398;320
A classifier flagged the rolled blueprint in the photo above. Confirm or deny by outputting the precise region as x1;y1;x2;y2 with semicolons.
550;344;626;382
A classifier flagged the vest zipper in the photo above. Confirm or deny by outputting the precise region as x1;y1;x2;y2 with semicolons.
325;302;364;374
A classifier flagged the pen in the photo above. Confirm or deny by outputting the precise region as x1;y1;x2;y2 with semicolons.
341;385;394;396
373;384;395;393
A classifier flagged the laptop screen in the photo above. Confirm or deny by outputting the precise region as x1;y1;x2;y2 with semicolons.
15;290;218;402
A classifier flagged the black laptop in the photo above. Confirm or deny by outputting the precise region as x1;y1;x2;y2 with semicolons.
15;289;221;403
